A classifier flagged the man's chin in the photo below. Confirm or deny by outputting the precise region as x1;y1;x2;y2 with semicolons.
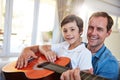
88;42;97;47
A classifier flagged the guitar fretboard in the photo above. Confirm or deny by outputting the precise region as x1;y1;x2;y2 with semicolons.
38;62;109;80
80;71;109;80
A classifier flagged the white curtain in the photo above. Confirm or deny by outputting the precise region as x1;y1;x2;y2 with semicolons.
52;7;64;44
52;0;68;43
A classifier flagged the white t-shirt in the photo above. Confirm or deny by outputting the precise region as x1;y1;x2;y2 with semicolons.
51;41;92;70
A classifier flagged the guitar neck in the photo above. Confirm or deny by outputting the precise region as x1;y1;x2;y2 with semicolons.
38;62;109;80
80;71;109;80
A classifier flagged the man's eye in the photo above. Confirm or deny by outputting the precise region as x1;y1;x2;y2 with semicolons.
71;29;75;31
88;27;94;31
97;28;103;32
88;26;93;30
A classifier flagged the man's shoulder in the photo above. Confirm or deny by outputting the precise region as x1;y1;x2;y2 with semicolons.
104;46;117;60
98;45;118;64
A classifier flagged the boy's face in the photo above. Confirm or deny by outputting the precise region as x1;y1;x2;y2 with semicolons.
61;21;82;45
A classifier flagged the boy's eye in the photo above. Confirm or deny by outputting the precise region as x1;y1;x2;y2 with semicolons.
63;30;67;33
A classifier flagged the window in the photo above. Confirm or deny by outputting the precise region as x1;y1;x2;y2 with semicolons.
0;0;56;56
11;0;34;53
118;17;120;31
111;15;117;31
37;0;56;45
0;0;5;54
111;15;120;32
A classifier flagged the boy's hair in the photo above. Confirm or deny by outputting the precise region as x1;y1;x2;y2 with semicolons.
89;12;113;32
61;14;83;32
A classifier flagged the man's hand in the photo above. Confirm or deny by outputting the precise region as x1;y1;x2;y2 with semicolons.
15;48;37;68
60;68;81;80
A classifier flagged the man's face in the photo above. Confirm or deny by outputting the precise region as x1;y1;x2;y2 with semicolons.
87;16;111;48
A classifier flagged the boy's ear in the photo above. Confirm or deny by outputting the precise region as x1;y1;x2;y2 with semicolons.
80;32;82;35
80;31;83;35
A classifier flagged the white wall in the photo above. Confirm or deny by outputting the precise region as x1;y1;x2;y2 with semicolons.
105;31;120;60
84;0;120;16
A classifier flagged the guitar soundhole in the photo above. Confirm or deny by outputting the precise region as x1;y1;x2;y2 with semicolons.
33;61;47;70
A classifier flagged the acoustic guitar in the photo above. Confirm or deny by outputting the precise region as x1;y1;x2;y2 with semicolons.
2;52;109;80
2;53;71;80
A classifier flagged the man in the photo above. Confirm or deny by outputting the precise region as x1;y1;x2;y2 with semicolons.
60;12;119;80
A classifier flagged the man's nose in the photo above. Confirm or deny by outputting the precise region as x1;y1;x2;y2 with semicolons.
91;29;97;35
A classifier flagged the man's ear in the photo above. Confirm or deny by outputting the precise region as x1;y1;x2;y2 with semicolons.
106;29;112;37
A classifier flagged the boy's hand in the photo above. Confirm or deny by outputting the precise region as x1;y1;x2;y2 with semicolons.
44;50;57;62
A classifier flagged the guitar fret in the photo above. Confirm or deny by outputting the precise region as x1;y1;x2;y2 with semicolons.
84;74;93;80
80;71;109;80
90;75;98;80
81;72;94;80
95;76;107;80
81;72;89;80
85;75;96;80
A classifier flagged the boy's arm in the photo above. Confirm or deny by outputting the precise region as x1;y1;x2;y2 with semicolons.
39;45;57;62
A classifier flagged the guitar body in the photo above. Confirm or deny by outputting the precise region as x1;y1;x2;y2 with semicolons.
2;53;71;80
